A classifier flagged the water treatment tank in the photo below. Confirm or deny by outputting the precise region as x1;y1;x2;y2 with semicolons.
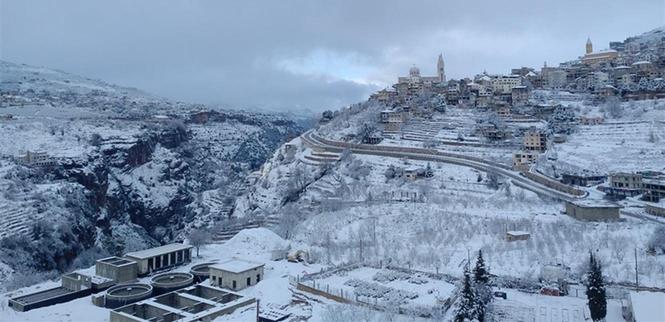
104;283;153;309
150;272;194;294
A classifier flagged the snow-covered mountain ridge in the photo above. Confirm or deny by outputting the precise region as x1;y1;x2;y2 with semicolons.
0;60;304;287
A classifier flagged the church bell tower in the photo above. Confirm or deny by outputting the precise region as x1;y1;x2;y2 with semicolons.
437;53;446;82
586;37;593;54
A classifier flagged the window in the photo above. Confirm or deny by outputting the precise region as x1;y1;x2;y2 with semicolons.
232;280;236;289
247;277;251;286
257;274;261;283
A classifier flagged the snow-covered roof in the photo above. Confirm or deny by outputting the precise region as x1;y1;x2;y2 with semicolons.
631;61;652;65
210;258;264;274
125;243;193;260
506;231;530;236
568;199;621;209
630;291;665;322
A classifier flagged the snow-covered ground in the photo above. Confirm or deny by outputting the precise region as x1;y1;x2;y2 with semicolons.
491;288;624;322
546;121;665;174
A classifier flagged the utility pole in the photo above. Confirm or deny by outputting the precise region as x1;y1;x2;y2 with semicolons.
256;299;260;322
634;248;639;291
467;248;471;271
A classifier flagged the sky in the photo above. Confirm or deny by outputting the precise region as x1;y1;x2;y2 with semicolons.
1;1;664;113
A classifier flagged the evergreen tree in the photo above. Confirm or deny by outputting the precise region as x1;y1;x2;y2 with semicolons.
473;250;489;284
473;250;492;321
455;272;479;322
586;252;607;322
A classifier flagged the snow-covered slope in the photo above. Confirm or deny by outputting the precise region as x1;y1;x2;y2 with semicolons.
0;61;304;288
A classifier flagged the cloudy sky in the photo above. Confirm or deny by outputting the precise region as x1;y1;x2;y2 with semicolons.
1;1;663;112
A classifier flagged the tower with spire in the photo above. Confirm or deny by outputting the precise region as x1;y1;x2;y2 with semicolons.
437;53;446;82
586;37;593;54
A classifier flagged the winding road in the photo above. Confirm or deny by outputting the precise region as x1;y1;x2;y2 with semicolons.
301;130;584;201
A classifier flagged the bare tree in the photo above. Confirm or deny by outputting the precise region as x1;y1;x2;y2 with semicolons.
189;228;211;257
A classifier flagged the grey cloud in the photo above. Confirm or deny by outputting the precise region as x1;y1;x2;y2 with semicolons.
2;0;663;112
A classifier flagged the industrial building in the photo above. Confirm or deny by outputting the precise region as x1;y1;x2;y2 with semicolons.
124;243;193;276
209;258;265;291
96;256;139;282
9;243;195;312
565;200;621;221
110;284;255;322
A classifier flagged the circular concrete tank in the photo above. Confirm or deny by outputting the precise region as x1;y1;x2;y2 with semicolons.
150;272;194;294
105;283;153;309
190;262;215;282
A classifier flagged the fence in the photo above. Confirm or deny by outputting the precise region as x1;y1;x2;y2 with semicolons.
289;262;458;318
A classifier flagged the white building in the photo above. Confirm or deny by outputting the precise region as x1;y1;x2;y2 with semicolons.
491;75;522;94
209;258;264;291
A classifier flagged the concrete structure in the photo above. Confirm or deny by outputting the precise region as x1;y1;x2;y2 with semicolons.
61;272;115;292
506;231;530;242
96;256;139;283
512;151;537;170
110;284;255;322
124;243;193;276
645;202;665;218
565;200;621;221
209;258;264;291
643;176;665;202
523;130;547;152
608;172;643;197
190;262;216;282
561;172;606;186
150;272;194;294
8;286;91;312
9;271;114;312
105;283;154;309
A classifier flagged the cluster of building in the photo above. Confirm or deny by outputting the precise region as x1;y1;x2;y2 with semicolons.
366;31;665;135
8;242;274;322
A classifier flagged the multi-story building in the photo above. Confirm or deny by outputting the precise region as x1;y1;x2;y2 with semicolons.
380;109;405;132
15;150;56;167
491;75;522;94
643;176;665;202
511;86;530;106
523;130;547;152
512;151;538;170
607;172;643;197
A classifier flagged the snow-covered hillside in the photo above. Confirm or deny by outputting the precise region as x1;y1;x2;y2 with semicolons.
0;61;304;289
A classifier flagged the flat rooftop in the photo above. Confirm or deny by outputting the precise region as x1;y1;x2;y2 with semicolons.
11;287;72;305
98;256;135;266
210;258;264;274
506;231;530;236
568;199;621;209
124;243;193;260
